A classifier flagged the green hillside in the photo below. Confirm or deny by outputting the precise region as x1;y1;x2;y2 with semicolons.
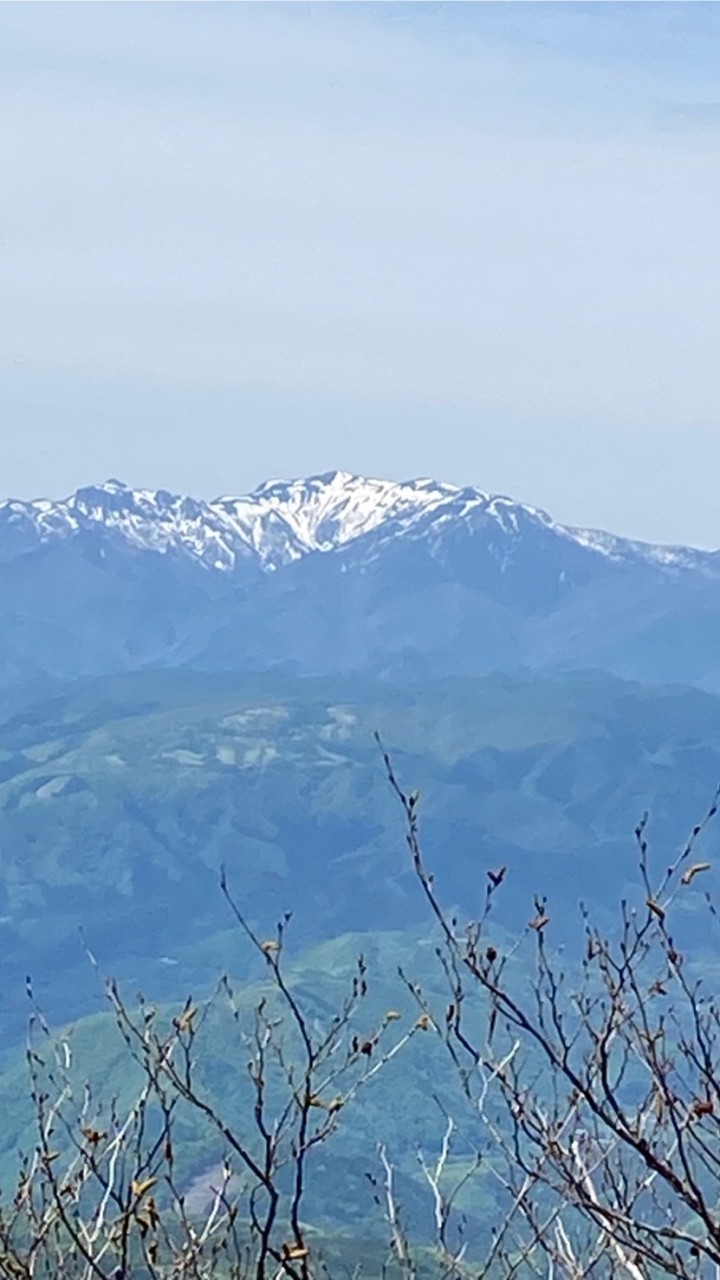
1;668;719;1047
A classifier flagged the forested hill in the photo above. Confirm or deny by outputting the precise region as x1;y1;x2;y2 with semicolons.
0;667;718;1046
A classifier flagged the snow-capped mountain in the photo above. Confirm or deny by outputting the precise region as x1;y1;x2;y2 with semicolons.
2;469;720;692
0;472;472;571
1;470;715;576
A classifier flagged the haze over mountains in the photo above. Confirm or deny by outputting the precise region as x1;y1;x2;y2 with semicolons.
3;471;720;1233
3;470;720;689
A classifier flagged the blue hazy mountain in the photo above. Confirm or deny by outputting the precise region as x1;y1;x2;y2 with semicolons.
3;471;720;688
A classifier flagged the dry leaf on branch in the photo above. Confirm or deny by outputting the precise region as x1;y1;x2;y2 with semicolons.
681;862;711;886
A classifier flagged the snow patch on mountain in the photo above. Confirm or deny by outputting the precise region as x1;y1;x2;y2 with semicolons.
212;471;462;566
1;471;716;578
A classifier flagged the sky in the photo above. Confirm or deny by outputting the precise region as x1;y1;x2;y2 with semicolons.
3;2;720;546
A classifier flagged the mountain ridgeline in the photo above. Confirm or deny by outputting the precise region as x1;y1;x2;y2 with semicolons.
3;470;720;689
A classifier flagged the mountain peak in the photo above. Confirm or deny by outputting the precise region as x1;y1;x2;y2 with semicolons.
0;470;712;579
2;468;720;691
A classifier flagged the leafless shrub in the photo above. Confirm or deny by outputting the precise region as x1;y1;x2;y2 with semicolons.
379;731;720;1279
8;738;720;1280
0;879;417;1280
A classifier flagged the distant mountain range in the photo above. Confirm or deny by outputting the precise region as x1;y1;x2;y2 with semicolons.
3;470;720;687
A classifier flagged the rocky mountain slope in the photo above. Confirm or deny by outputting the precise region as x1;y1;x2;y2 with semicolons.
2;471;712;574
2;471;720;687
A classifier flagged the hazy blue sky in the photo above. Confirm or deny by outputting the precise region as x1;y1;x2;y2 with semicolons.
3;2;720;545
